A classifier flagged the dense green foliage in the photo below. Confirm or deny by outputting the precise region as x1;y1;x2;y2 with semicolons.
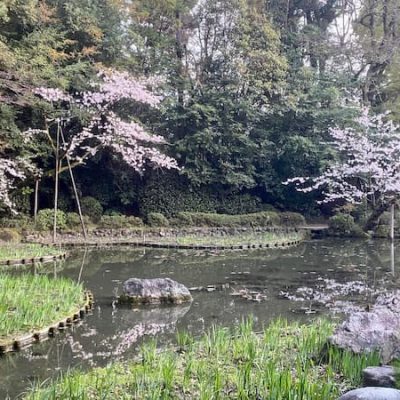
36;209;67;231
146;212;170;227
1;0;399;219
172;211;305;228
26;319;380;399
80;196;103;223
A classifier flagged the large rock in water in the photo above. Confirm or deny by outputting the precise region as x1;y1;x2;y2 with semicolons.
338;387;400;400
120;278;192;304
330;291;400;363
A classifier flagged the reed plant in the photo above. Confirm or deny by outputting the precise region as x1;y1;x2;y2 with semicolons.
172;231;303;247
0;243;64;263
0;274;84;341
26;317;382;399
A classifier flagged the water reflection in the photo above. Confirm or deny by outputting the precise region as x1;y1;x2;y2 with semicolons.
0;239;399;399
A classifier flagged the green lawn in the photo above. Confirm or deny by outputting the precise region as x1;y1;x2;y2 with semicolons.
26;319;380;399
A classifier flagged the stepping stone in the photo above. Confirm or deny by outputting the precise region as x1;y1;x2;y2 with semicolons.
363;366;396;388
338;387;400;400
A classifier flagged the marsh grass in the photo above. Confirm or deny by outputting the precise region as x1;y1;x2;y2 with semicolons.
0;244;64;263
26;318;380;400
160;231;303;247
0;274;84;341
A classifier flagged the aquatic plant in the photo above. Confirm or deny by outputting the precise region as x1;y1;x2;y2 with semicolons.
26;319;381;399
0;243;64;263
0;274;84;341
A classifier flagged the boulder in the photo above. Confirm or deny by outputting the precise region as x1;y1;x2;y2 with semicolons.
338;387;400;400
120;278;192;304
330;291;400;363
363;366;396;388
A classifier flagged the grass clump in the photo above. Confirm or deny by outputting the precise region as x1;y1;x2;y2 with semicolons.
169;231;302;247
26;319;380;400
0;243;64;263
0;274;84;341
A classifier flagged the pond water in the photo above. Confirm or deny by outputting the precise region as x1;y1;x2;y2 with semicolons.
1;238;399;399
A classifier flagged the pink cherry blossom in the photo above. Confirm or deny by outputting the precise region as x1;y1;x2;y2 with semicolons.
0;69;177;213
35;69;178;172
283;108;400;205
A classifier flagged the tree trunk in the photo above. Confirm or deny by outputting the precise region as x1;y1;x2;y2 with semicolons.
363;202;390;232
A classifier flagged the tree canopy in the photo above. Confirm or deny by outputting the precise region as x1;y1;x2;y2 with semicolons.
1;0;399;218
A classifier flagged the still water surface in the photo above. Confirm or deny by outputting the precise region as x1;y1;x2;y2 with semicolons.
1;239;399;399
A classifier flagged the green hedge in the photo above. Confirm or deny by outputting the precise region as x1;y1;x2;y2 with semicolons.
138;172;268;218
171;211;304;228
98;215;143;229
147;213;169;227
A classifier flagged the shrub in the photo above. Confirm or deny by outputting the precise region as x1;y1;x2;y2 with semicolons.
81;197;103;223
104;209;123;216
65;212;90;230
65;212;81;229
98;215;143;229
329;213;355;235
173;212;194;227
138;171;268;218
0;228;21;242
0;215;32;230
279;212;306;227
36;209;67;231
173;211;282;227
147;213;169;227
374;225;390;238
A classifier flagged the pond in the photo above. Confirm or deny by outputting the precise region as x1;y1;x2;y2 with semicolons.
1;238;399;399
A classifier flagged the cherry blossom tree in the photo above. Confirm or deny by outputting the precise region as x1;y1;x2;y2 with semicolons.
33;70;178;172
0;126;42;214
0;159;33;212
31;69;178;241
284;108;400;238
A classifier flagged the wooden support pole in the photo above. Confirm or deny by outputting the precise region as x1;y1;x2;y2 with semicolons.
390;202;395;242
391;241;395;276
34;178;39;226
53;123;60;243
60;127;87;239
